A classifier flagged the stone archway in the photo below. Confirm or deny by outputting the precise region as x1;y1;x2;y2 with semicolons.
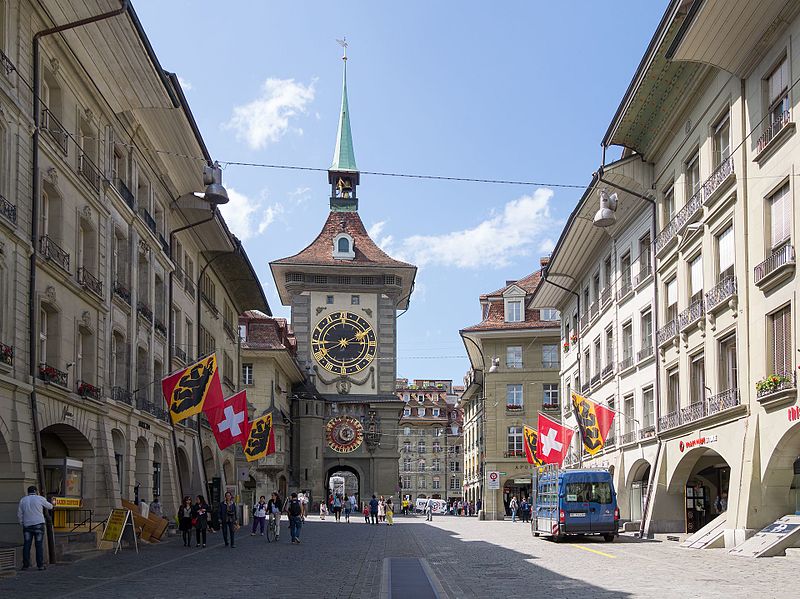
0;427;24;544
40;423;94;499
326;465;361;509
626;458;652;523
134;437;150;503
665;447;731;533
760;421;800;526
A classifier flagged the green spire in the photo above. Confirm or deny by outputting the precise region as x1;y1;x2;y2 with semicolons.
330;57;358;173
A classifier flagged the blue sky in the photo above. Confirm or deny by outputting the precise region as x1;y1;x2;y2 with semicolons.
134;0;664;383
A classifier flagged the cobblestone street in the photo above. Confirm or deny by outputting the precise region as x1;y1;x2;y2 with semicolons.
1;515;797;598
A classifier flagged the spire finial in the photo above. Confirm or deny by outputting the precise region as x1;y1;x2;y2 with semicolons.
336;37;348;61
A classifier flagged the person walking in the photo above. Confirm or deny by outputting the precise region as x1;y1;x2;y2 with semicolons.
192;495;210;547
17;486;52;571
178;496;193;547
332;494;342;522
369;495;379;524
251;495;267;536
385;498;394;526
287;492;303;544
378;496;386;523
267;492;282;541
343;495;352;523
319;501;328;520
510;495;519;522
363;503;370;523
425;497;435;521
219;491;238;548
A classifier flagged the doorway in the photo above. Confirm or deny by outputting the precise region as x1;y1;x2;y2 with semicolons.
326;466;360;510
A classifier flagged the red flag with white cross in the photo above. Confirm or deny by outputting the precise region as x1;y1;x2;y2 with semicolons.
205;390;249;450
536;412;574;466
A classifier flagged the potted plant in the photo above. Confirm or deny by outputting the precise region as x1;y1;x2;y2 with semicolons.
563;341;570;353
570;331;578;344
755;373;792;395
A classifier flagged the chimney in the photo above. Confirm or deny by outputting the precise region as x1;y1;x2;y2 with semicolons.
540;255;551;268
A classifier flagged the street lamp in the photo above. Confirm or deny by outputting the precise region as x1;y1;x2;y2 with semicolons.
593;189;618;227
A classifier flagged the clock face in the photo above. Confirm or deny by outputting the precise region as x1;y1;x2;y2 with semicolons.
326;416;364;453
312;311;377;375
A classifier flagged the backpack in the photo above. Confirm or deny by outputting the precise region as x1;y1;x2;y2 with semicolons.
288;499;302;517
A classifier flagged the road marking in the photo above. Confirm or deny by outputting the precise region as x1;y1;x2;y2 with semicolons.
573;544;616;558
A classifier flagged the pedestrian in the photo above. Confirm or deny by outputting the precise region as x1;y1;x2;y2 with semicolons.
344;495;352;523
363;504;370;523
426;497;434;521
520;497;529;523
192;495;210;547
476;498;482;514
386;498;394;526
299;492;309;518
378;496;386;523
510;495;519;522
219;491;238;548
333;494;342;522
369;494;379;524
17;486;52;571
178;496;193;547
267;492;282;540
251;495;267;536
150;495;163;518
287;492;303;544
319;501;328;520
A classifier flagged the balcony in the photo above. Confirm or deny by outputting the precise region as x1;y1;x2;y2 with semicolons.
154;318;167;338
201;292;219;317
504;450;525;459
184;276;196;297
77;153;101;192
39;363;68;388
579;312;589;333
601;363;614;379
77;380;102;401
634;258;652;286
621;430;637;445
659;391;742;433
657;319;678;347
0;342;13;367
590;373;601;387
137;301;153;324
616;275;633;302
111;386;133;405
505;404;523;413
1;49;15;75
707;388;740;415
618;354;634;372
678;300;704;332
655;220;678;255
77;267;103;298
256;451;287;470
637;344;654;362
581;380;590;393
223;321;237;343
136;395;168;421
701;157;734;208
223;375;235;390
754;245;795;291
589;300;599;321
39;235;70;272
41;108;68;155
113;280;131;305
158;233;169;256
703;276;736;314
756;372;797;405
600;286;612;309
639;425;656;441
174;266;185;285
755;109;792;158
138;208;157;234
0;194;17;225
174;346;187;363
113;178;136;211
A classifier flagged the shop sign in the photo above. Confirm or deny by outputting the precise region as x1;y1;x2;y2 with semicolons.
788;406;800;422
514;478;531;484
679;435;718;452
52;497;81;508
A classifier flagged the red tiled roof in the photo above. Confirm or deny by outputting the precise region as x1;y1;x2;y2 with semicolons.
480;270;543;299
272;211;414;268
239;313;296;354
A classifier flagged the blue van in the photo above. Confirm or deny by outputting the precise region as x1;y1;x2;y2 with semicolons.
531;465;619;542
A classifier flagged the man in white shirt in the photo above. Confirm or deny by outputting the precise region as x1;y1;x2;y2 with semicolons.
17;486;52;570
426;497;435;521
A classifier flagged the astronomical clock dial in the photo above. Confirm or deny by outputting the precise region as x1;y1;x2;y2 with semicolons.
326;416;364;453
311;311;377;375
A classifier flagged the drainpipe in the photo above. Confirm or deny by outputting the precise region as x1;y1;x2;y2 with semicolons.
30;0;129;565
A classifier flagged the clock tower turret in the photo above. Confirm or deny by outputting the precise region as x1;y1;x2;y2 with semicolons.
328;39;359;212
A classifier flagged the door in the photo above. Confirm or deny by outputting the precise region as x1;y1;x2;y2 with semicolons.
562;480;591;533
587;479;616;533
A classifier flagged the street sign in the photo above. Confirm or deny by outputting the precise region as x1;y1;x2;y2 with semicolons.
487;471;500;490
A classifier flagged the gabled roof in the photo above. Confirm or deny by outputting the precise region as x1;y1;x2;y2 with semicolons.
480;270;544;300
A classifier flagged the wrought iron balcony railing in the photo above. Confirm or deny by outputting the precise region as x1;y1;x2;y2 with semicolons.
705;276;737;312
601;363;614;379
77;153;101;192
111;386;133;405
619;354;634;372
113;178;136;211
617;273;633;301
39;363;68;387
756;109;791;154
600;286;612;308
138;207;157;234
137;301;153;323
77;380;102;400
621;430;637;445
590;373;601;387
174;346;187;362
639;425;656;440
0;342;13;367
184;276;196;296
707;388;740;415
701;156;734;203
223;321;237;342
201;292;219;317
154;318;167;338
0;194;17;225
637;344;654;362
589;300;599;320
754;245;795;287
678;300;704;331
656;319;678;346
77;267;103;298
41;108;68;155
756;372;797;400
113;280;131;305
158;233;169;256
39;235;70;272
1;49;15;76
635;258;652;286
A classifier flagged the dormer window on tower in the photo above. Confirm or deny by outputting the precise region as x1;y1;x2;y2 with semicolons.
333;232;355;260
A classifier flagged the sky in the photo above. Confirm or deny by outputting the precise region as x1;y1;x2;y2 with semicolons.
133;0;665;384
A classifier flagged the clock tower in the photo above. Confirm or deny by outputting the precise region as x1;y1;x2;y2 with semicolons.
270;49;416;505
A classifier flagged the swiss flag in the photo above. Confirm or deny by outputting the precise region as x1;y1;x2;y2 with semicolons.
205;390;249;450
536;412;575;466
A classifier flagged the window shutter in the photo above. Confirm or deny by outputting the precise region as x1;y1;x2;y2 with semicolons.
666;279;677;306
718;227;734;275
769;58;788;105
770;184;791;247
772;307;791;374
690;256;703;295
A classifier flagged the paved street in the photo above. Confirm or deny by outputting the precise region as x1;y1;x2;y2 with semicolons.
1;515;797;598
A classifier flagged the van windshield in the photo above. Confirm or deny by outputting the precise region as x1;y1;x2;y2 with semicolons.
565;482;613;504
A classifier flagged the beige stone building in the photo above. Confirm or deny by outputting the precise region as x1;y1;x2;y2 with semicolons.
396;379;463;507
460;263;561;519
0;1;268;550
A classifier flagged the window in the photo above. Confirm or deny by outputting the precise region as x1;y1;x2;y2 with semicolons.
506;346;522;368
432;458;441;471
507;426;523;454
667;366;680;414
623;395;635;435
641;311;653;350
541;308;560;321
417;407;426;417
152;461;162;499
620;251;632;291
506;300;523;322
333;233;355;259
593;338;601;376
418;459;426;472
666;278;678;323
432;477;441;490
402;441;411;454
713;112;731;167
663;184;675;223
770;305;792;375
565;481;612;504
417;440;426;453
622;322;633;364
237;324;247;342
604;327;614;368
449;461;460;472
450;477;460;491
404;427;411;436
402;476;411;490
543;383;559;408
638;232;652;279
506;384;523;408
419;477;427;489
592;272;600;303
766;56;790;129
338;238;349;253
768;183;792;250
326;295;334;305
603;255;612;289
351;295;360;305
690;353;706;405
542;344;559;369
719;334;738;391
685;151;700;199
432;408;440;417
242;363;254;386
689;255;703;304
717;226;734;281
432;441;441;453
643;388;654;428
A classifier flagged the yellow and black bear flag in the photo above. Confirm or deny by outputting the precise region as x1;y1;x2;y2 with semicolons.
571;392;616;456
243;412;276;462
162;354;223;424
523;425;543;466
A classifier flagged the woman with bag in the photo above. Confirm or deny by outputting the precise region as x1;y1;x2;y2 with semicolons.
267;492;282;541
192;495;210;548
219;491;238;548
178;496;193;547
385;498;394;526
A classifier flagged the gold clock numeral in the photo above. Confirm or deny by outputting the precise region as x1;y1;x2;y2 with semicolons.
314;348;327;361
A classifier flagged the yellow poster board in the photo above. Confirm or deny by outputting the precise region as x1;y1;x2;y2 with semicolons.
101;508;137;554
52;497;82;508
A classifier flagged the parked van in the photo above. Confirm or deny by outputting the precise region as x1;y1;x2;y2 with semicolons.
531;465;619;542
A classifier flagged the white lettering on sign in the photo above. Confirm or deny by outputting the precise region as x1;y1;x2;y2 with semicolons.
679;435;718;452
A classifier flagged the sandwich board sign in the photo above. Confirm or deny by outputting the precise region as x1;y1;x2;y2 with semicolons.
100;508;138;554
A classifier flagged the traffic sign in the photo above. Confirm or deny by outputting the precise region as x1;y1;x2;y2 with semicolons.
487;471;500;490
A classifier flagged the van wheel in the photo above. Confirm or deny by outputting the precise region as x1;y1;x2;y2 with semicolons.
603;534;615;543
533;532;540;537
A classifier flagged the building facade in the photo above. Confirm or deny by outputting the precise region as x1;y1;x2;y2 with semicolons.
270;55;417;508
460;263;561;519
0;1;269;547
396;379;463;506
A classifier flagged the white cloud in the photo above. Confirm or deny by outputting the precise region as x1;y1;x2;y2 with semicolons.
224;78;316;150
367;220;394;252
538;238;555;253
219;187;284;240
177;76;193;91
288;186;312;206
391;189;556;269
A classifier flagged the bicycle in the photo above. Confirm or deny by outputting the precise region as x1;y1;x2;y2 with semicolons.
266;513;279;542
